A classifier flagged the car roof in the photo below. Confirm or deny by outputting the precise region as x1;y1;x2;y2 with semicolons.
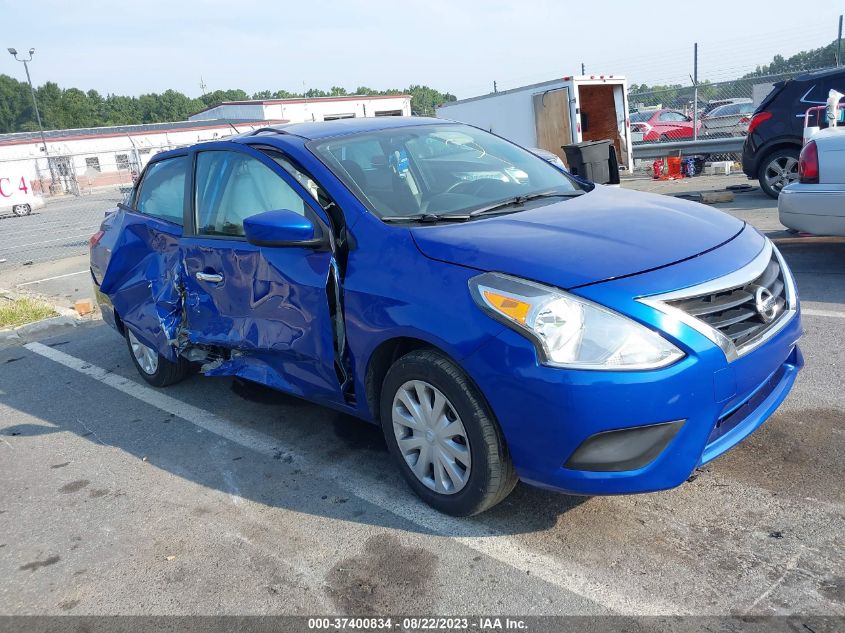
242;116;445;141
794;66;845;82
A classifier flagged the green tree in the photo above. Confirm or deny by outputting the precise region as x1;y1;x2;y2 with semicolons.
744;41;838;78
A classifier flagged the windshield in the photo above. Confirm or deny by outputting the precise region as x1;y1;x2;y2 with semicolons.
310;123;584;219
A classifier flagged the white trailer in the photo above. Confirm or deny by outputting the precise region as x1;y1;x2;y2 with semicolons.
436;75;632;171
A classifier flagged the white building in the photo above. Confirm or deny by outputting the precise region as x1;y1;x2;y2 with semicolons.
0;118;282;196
0;94;412;197
188;94;412;123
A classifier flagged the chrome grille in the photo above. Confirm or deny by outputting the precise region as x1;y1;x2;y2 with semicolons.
666;255;786;348
638;241;797;362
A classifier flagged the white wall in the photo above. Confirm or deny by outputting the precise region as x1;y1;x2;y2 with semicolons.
190;96;411;123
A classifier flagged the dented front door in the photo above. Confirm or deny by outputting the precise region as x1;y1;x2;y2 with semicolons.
180;147;343;402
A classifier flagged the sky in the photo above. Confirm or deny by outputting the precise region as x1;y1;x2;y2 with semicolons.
0;0;842;100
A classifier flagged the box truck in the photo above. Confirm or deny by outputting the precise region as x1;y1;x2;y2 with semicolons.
436;75;632;171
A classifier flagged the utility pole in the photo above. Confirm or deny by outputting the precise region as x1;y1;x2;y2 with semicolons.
8;47;54;189
581;62;585;75
692;42;699;141
493;80;497;93
837;15;843;66
8;48;48;155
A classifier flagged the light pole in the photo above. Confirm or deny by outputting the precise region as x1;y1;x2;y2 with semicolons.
8;47;53;191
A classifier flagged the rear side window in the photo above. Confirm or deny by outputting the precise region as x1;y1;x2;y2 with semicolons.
194;151;308;237
135;156;187;225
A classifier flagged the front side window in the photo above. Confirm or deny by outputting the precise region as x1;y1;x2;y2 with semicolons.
311;124;583;218
659;111;687;122
135;156;187;225
256;147;325;204
194;151;307;237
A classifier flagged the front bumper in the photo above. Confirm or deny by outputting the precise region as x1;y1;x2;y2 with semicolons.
464;315;801;495
461;232;803;496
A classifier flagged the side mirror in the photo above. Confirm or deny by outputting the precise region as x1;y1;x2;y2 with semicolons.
243;209;325;248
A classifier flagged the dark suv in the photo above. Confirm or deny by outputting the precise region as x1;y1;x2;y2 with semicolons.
742;67;845;198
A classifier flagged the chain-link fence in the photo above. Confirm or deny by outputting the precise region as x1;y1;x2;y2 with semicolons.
0;142;193;269
0;190;121;268
629;67;836;144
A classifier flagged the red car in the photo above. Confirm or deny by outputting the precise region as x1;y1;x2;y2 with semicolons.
630;109;701;142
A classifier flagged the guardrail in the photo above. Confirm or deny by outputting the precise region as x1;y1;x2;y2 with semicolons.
632;137;745;160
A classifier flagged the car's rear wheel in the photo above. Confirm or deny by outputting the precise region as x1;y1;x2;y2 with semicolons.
758;148;799;199
12;204;31;217
380;349;517;516
126;329;189;387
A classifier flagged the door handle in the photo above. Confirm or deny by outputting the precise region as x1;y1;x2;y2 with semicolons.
196;271;223;283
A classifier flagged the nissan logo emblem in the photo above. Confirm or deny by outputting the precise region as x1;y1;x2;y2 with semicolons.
754;287;780;323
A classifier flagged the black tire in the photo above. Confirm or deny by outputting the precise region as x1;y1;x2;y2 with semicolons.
757;147;800;199
379;349;517;516
125;330;189;388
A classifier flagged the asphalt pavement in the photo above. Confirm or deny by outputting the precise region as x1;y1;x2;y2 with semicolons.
0;240;843;618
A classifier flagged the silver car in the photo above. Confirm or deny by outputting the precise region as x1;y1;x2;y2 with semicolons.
779;128;845;236
702;101;755;137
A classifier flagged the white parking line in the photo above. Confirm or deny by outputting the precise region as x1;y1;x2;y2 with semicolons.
802;308;845;319
22;341;675;615
16;270;89;286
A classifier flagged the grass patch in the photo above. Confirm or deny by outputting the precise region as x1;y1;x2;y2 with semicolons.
0;296;58;329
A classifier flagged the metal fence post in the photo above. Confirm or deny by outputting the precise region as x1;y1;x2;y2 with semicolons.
693;42;699;141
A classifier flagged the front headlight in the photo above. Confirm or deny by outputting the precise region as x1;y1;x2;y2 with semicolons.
469;272;684;370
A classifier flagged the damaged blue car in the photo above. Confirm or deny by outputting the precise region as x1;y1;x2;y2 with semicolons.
90;117;802;515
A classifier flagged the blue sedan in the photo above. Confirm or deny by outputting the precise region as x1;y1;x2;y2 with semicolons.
90;117;802;515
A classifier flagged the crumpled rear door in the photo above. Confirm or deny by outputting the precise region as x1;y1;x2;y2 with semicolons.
98;153;189;362
99;211;184;362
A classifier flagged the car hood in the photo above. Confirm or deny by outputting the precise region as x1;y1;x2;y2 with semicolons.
410;185;745;289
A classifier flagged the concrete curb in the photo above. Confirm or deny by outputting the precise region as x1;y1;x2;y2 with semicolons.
0;287;84;344
0;314;79;343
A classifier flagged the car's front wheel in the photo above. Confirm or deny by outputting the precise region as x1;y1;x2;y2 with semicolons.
758;148;799;199
12;204;31;217
380;349;517;516
126;329;189;387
